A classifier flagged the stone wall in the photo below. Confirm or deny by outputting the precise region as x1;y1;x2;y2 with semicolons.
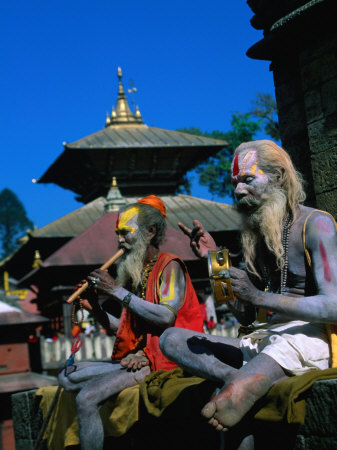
247;0;337;217
299;33;337;215
11;388;221;450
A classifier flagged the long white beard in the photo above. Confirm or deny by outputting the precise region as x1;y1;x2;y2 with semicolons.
116;237;148;291
239;186;288;278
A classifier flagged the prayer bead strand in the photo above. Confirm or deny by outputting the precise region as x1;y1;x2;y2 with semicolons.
280;212;292;295
140;255;158;299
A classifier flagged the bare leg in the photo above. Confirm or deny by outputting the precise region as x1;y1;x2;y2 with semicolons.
68;361;121;382
76;365;150;450
237;434;254;450
159;327;243;381
160;328;286;433
202;353;286;431
58;361;121;392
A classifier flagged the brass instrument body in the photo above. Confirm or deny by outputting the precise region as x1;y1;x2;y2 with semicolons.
208;249;235;304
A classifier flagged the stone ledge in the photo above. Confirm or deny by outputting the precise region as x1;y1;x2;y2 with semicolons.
11;389;46;450
11;379;337;450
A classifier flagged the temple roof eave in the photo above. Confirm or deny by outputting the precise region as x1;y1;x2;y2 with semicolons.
36;128;228;201
64;125;228;150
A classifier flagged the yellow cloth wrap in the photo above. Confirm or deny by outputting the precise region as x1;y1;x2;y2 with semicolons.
139;368;214;417
254;367;337;424
36;368;337;448
35;369;216;449
35;384;139;450
326;324;337;368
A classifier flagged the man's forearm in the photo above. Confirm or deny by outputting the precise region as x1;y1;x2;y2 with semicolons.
255;291;337;323
111;286;176;328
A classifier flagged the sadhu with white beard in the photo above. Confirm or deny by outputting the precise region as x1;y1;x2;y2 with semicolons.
58;195;203;450
159;140;337;436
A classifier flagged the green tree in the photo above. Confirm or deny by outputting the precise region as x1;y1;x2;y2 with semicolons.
0;188;34;258
178;113;262;199
176;174;192;195
177;93;280;199
249;93;280;141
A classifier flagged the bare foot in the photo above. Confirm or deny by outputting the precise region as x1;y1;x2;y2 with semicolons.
201;373;271;431
58;368;85;392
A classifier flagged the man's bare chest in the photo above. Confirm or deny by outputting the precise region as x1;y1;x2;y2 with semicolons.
256;228;308;294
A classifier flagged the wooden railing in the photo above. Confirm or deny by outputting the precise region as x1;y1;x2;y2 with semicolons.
40;333;115;370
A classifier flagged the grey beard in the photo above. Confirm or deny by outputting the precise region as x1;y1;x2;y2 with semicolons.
116;237;148;291
245;188;287;233
236;197;264;232
240;186;288;277
235;197;261;215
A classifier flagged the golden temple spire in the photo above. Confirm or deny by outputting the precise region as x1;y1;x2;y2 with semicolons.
105;176;126;212
32;250;42;269
105;67;143;127
135;105;142;118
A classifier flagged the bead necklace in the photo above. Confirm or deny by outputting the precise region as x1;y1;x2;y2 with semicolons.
263;211;293;294
140;255;158;299
72;299;84;325
280;212;293;294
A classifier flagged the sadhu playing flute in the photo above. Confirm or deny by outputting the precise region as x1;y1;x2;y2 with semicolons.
58;195;204;450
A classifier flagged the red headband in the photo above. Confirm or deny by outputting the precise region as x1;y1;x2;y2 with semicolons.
137;195;167;217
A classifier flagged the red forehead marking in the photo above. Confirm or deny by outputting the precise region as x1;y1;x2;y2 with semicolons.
232;154;239;176
115;214;120;230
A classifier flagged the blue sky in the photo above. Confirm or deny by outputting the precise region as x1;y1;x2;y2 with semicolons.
0;1;275;229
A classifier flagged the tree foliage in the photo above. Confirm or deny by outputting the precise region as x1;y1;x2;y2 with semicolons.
177;93;279;199
0;188;34;258
178;113;262;199
249;93;280;141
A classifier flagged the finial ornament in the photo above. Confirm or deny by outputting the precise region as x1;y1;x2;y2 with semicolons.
105;176;126;212
32;250;42;269
104;67;144;127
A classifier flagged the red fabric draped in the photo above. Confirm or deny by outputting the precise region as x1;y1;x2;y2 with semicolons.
111;252;204;371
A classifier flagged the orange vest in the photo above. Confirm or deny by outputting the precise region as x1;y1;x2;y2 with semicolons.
111;252;204;371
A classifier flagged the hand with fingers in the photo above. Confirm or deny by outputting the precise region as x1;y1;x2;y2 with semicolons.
228;266;260;305
178;220;217;259
120;351;149;371
87;269;119;297
73;280;98;311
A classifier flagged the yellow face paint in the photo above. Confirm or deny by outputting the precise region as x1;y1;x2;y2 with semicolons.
238;151;264;177
239;152;251;176
251;164;257;175
160;269;176;303
115;207;139;235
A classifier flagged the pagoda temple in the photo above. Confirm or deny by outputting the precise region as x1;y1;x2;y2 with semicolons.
38;67;228;202
1;67;241;337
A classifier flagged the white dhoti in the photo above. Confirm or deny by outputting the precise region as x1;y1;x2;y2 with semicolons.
239;321;330;375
